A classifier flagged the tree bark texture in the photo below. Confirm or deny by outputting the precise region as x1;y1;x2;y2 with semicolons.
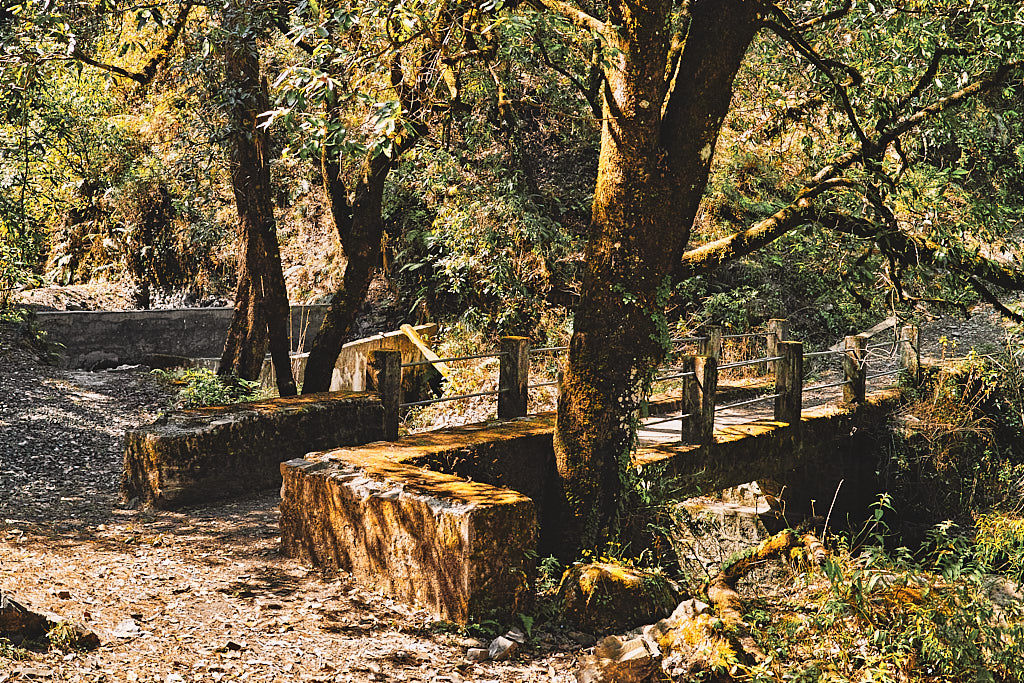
218;5;296;397
301;151;394;394
554;0;760;554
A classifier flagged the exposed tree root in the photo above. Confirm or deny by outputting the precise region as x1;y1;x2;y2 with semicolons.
705;529;829;664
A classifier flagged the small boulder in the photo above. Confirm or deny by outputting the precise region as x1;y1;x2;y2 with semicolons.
466;647;489;662
577;635;660;683
0;590;99;650
558;563;679;634
488;635;519;661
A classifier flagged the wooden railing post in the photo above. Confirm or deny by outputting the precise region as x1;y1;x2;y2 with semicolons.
678;356;699;442
694;355;718;449
842;335;867;403
499;336;530;419
368;349;401;440
760;318;788;375
701;326;723;360
774;341;803;425
900;325;921;384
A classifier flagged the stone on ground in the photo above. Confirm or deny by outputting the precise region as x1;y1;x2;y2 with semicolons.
557;563;679;634
0;590;99;650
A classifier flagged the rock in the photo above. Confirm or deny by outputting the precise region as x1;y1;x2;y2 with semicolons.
466;647;489;662
557;563;680;634
0;590;50;642
505;627;526;643
0;590;99;650
577;635;660;683
110;618;144;639
488;635;519;661
666;481;787;583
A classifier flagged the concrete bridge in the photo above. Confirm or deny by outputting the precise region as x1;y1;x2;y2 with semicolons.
123;319;922;625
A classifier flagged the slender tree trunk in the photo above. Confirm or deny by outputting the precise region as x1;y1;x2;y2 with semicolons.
554;0;759;555
218;2;296;397
301;155;391;394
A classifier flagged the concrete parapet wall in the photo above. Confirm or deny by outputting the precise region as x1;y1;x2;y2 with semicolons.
329;323;438;393
123;391;384;509
636;388;904;515
280;451;536;624
36;305;327;369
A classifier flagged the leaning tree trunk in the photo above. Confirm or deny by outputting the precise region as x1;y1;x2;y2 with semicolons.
300;153;392;395
217;3;296;397
554;0;759;555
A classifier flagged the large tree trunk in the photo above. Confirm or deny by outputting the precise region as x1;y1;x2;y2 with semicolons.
554;0;759;554
218;3;296;397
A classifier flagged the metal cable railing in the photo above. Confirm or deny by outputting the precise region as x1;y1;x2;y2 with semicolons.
804;379;850;392
716;393;781;412
718;356;782;370
400;389;501;408
644;412;693;427
654;370;697;382
530;346;568;354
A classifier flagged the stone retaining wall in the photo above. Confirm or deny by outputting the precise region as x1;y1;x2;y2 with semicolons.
279;415;559;622
123;392;384;509
279;390;905;622
36;305;327;369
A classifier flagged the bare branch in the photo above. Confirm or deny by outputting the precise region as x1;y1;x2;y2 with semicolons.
535;32;601;119
761;18;868;148
792;0;852;31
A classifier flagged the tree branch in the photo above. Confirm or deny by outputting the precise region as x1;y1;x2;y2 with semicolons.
819;211;1024;294
72;1;193;85
530;0;606;36
534;31;601;119
879;60;1024;147
761;18;868;148
792;0;852;31
969;276;1024;324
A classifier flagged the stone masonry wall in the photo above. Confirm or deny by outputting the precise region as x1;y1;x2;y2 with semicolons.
123;391;384;509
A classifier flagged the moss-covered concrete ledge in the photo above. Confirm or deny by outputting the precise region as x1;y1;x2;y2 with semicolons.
123;392;385;509
280;449;536;624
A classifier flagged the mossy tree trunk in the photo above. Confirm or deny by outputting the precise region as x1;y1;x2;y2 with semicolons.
218;2;296;397
300;149;395;395
554;0;760;554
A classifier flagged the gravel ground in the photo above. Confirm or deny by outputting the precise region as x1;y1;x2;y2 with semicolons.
0;326;581;682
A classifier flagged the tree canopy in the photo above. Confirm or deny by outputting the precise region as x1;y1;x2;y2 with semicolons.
2;0;1024;548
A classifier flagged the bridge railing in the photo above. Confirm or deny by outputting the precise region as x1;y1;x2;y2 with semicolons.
651;322;920;446
365;323;921;442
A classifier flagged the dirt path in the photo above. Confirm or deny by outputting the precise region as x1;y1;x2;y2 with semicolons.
0;330;579;682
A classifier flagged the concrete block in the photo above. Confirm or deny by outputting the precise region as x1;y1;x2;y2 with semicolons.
122;392;384;509
280;449;536;624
